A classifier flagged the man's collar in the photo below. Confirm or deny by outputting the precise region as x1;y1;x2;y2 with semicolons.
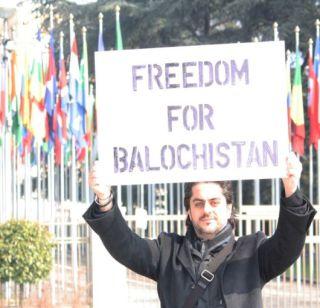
186;223;234;256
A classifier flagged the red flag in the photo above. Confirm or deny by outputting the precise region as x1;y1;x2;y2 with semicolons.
0;64;7;129
307;49;319;149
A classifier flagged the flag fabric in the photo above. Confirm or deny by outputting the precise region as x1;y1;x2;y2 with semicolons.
286;52;292;143
291;48;305;156
44;31;57;151
53;35;69;165
79;29;90;161
20;57;30;130
29;32;46;142
314;35;320;136
307;49;319;149
115;7;123;50
0;63;6;130
44;31;57;117
69;22;86;159
85;85;95;153
10;50;23;147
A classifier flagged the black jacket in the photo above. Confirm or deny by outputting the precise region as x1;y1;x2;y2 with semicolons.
83;189;315;308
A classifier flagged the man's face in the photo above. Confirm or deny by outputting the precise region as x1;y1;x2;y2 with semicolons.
188;182;232;240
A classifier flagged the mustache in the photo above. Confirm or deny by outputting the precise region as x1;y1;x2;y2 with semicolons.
200;213;216;220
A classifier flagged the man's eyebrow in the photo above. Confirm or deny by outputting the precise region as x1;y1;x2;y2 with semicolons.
191;197;221;202
191;198;205;203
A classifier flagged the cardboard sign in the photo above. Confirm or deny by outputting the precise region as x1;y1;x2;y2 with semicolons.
95;41;289;185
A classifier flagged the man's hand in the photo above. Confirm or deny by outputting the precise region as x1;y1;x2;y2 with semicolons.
282;152;302;198
89;161;112;208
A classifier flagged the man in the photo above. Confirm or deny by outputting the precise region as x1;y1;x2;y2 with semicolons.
83;153;316;307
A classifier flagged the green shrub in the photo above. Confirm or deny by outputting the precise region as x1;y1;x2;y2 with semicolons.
0;220;55;285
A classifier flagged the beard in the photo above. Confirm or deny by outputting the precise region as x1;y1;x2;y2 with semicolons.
191;214;229;240
192;216;220;240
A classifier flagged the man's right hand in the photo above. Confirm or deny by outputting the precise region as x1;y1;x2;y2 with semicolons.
89;161;112;210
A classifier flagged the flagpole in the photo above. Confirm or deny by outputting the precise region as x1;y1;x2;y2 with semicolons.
294;25;302;291
59;29;67;292
70;13;79;291
36;142;41;221
47;4;57;304
309;38;314;204
12;135;17;219
273;22;280;206
82;25;92;290
114;6;123;212
99;12;103;34
98;12;105;51
308;35;315;292
10;28;17;220
273;21;279;41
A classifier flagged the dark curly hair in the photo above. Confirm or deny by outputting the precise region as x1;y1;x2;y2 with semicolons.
184;181;237;228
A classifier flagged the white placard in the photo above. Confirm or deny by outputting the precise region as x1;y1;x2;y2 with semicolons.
95;41;289;185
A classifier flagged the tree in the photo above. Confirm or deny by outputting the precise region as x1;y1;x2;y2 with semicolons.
0;220;54;306
36;0;320;73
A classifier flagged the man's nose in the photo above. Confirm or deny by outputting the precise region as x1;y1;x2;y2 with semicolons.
204;201;212;213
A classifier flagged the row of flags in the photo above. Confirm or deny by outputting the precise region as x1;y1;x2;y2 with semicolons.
0;9;319;165
0;8;123;166
290;25;320;157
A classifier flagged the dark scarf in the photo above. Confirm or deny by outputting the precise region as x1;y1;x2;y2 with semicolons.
186;223;234;277
187;223;234;256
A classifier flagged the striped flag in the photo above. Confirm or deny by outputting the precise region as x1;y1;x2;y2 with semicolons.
53;34;69;165
0;62;6;130
307;48;319;149
79;28;89;161
291;48;305;156
69;21;86;158
10;50;22;147
30;32;46;142
44;31;57;150
44;31;57;117
314;35;320;134
286;52;292;142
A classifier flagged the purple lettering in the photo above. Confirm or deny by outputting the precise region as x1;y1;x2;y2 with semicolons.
209;143;214;168
215;61;229;85
183;105;198;131
231;141;246;167
199;104;214;130
182;62;197;88
263;141;278;166
192;144;208;169
216;143;230;168
167;105;182;132
165;63;180;89
203;61;213;87
231;59;249;85
153;64;164;89
129;147;144;172
132;65;146;91
161;145;175;170
177;144;191;169
145;146;160;171
247;141;262;167
113;147;128;172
